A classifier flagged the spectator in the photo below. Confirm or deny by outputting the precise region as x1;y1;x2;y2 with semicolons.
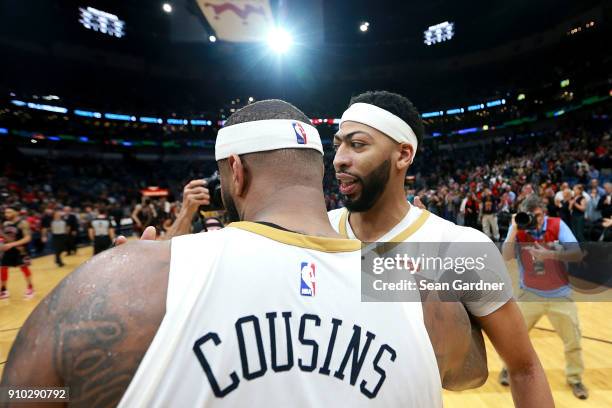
590;178;605;197
570;184;587;242
202;217;224;232
558;189;573;227
597;182;612;220
481;188;500;241
464;192;480;229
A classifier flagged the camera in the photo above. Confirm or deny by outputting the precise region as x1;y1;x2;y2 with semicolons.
515;211;537;230
199;171;224;212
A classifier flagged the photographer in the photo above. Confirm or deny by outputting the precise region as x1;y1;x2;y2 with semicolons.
500;194;588;399
164;179;211;238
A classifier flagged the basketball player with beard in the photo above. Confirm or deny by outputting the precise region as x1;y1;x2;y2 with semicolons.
4;100;487;407
328;91;553;407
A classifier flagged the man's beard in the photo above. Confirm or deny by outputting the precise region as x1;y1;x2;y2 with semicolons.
221;188;241;223
342;159;391;213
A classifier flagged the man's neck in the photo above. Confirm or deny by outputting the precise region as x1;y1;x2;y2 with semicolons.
241;184;341;238
348;184;410;242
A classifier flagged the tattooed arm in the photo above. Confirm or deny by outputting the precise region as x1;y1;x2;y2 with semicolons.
1;240;171;408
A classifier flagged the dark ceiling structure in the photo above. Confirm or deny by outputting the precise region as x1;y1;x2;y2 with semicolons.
0;0;609;115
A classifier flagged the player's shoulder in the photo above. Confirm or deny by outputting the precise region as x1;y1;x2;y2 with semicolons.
424;211;492;243
17;219;30;231
94;240;171;278
327;207;347;230
44;240;171;325
171;225;252;252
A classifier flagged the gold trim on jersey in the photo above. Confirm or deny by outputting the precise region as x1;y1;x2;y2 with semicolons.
338;208;349;238
338;208;431;243
228;221;361;253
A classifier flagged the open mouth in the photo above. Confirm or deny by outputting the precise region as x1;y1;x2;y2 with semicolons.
336;173;360;196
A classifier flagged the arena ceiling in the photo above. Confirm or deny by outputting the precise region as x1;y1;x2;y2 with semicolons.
0;0;608;113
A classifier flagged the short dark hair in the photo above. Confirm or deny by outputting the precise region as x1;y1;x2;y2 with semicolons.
224;99;310;126
348;91;424;150
219;99;324;186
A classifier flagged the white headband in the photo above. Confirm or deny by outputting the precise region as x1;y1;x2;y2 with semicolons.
215;119;323;161
340;103;419;154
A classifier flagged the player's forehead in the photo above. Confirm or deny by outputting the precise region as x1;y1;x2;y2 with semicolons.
334;121;387;142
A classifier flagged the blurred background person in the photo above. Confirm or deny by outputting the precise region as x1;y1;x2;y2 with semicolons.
63;206;79;255
48;210;68;267
88;205;116;255
464;191;480;229
557;188;573;228
585;184;602;240
481;188;500;241
569;184;587;242
0;206;33;299
202;217;224;232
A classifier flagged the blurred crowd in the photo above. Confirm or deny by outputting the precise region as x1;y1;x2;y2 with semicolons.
325;126;611;242
1;124;611;262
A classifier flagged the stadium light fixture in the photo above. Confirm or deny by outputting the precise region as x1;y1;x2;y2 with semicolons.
424;21;454;46
79;7;125;38
360;22;370;32
267;27;293;54
162;3;173;13
209;35;217;43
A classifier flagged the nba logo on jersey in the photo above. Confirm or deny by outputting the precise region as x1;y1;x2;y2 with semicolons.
293;122;307;144
300;262;316;296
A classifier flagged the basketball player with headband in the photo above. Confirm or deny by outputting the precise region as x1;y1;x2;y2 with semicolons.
329;91;553;407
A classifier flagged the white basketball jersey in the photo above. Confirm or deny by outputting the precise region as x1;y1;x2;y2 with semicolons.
328;205;512;317
119;221;441;407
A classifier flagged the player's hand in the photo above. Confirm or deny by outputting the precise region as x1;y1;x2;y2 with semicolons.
182;179;211;215
413;195;426;209
114;226;157;246
2;242;15;251
603;217;612;228
510;213;517;230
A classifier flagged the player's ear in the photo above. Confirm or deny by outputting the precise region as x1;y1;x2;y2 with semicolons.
228;154;247;197
396;143;414;171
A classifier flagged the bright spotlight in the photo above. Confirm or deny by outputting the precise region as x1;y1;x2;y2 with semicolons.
360;22;369;32
267;27;293;53
209;35;217;43
162;3;172;13
248;97;254;103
